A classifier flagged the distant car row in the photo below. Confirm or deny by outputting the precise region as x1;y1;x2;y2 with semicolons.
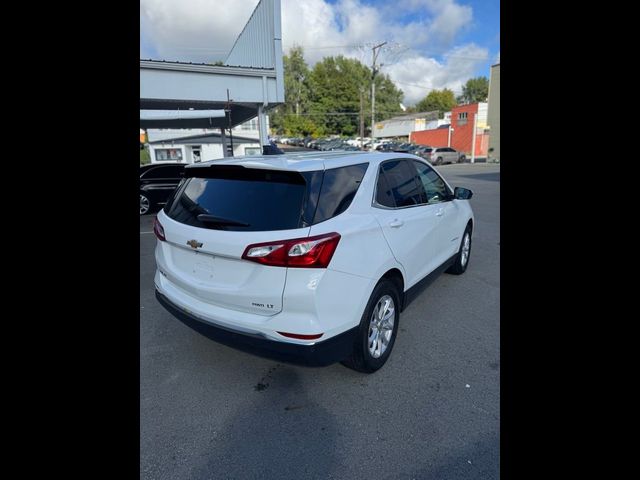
274;136;466;165
278;136;361;151
375;142;465;165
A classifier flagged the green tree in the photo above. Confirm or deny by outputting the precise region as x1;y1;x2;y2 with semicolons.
415;89;457;118
460;77;489;104
285;46;311;116
373;73;404;124
270;49;404;136
270;45;311;134
283;115;324;137
308;55;403;136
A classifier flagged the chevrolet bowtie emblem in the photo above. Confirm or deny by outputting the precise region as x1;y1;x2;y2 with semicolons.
187;239;203;249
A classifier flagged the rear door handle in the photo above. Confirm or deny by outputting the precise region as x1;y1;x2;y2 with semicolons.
389;219;404;228
436;208;444;216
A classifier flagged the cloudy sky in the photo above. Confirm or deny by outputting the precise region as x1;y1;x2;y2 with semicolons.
140;0;499;105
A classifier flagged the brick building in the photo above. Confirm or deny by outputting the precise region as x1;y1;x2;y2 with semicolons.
410;102;489;158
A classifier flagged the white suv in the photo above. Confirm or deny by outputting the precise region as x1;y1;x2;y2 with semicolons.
154;151;474;372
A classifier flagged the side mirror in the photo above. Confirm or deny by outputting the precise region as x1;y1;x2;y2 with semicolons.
454;187;473;200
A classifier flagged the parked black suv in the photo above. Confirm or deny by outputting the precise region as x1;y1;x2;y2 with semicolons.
140;163;185;215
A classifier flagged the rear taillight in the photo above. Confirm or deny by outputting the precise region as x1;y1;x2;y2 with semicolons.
153;217;166;241
242;232;341;268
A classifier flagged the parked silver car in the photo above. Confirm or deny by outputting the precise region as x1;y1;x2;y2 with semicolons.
422;147;466;165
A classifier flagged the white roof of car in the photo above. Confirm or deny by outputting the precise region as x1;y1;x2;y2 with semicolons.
187;151;418;172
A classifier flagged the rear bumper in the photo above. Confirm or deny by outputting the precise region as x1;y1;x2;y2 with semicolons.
155;289;357;367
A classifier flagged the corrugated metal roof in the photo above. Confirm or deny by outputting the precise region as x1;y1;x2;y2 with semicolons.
225;0;278;69
140;59;275;71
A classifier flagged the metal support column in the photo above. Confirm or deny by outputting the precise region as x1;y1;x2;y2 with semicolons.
471;112;478;164
258;105;269;149
220;128;230;157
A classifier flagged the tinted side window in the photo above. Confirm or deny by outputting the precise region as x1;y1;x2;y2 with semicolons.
378;160;427;207
140;167;158;179
411;160;452;204
313;163;368;224
142;166;182;179
375;167;395;207
159;166;184;178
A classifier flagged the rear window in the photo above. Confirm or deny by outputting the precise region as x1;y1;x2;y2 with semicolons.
165;163;367;231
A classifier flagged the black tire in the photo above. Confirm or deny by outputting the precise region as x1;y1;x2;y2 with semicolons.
459;155;466;163
446;225;472;275
342;280;400;373
436;156;443;165
140;192;152;215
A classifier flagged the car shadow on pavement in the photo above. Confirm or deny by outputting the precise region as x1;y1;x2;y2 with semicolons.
189;366;340;479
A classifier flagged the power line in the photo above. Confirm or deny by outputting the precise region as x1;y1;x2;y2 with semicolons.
393;80;463;94
295;45;363;50
156;44;490;60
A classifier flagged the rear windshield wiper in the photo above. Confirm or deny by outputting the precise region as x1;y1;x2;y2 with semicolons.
196;214;250;227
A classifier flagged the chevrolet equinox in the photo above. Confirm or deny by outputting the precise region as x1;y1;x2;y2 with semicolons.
154;151;474;372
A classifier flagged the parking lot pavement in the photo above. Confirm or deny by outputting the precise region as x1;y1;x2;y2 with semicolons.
140;163;500;480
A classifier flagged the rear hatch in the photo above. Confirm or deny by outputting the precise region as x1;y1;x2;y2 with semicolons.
157;165;321;316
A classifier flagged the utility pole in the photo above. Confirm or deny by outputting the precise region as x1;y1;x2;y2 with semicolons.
359;87;365;149
370;41;387;140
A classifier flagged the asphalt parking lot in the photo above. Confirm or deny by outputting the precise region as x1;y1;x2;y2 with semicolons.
140;162;500;479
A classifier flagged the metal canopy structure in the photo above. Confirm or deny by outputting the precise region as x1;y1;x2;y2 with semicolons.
140;0;284;150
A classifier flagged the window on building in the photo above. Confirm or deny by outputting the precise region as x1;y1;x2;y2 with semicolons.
244;147;261;156
154;148;183;162
457;111;468;126
192;146;202;163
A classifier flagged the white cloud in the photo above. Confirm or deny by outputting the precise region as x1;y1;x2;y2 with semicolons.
388;44;489;104
140;0;256;60
140;0;489;105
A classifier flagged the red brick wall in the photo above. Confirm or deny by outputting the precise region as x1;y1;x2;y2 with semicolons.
410;103;488;156
451;103;478;153
410;128;449;147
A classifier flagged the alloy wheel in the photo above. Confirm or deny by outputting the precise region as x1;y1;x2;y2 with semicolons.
368;295;395;358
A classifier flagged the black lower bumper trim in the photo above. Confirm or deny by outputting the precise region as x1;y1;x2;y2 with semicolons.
155;290;357;367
